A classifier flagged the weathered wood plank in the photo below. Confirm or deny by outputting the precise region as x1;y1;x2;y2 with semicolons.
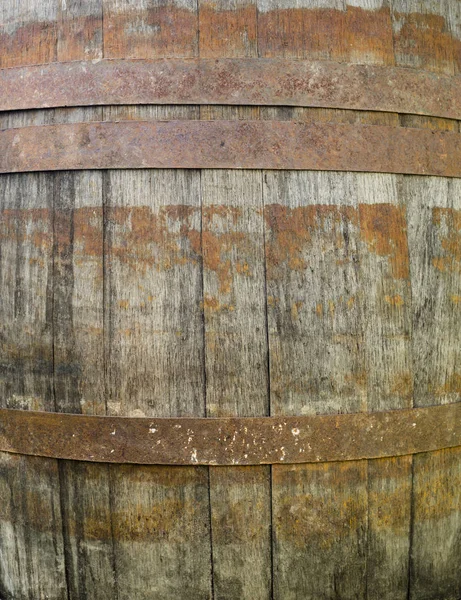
208;466;271;599
0;167;67;599
356;172;413;599
263;167;369;599
410;447;461;600
0;3;67;596
259;3;365;597
200;168;272;599
102;102;211;600
198;9;272;598
394;7;461;585
51;137;116;598
50;14;117;596
102;6;210;595
403;171;461;600
103;163;211;598
258;3;417;596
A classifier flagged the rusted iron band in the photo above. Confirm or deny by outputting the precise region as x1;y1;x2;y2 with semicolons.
1;58;461;120
2;120;461;176
0;404;459;465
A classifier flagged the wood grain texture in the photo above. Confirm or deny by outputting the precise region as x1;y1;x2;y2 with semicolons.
258;3;421;597
357;172;413;600
264;168;369;599
57;0;103;61
200;167;272;599
396;16;461;590
50;116;116;599
0;164;67;599
1;2;460;599
103;163;211;598
403;169;461;599
198;9;272;599
199;0;257;58
109;464;211;600
102;100;211;599
260;3;365;597
50;16;116;598
101;10;209;595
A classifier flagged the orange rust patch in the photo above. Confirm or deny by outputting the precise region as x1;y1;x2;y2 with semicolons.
390;372;414;399
258;6;394;65
392;11;460;74
71;207;103;258
264;204;358;278
347;296;355;309
0;208;52;251
200;206;254;295
451;295;461;304
235;261;251;276
199;4;257;58
359;204;410;280
200;230;246;294
0;207;103;259
290;301;303;320
107;204;200;274
104;6;198;59
0;20;57;68
384;294;404;307
414;448;461;521
202;295;234;313
431;208;461;274
428;373;461;398
58;15;102;61
202;205;242;227
273;462;367;547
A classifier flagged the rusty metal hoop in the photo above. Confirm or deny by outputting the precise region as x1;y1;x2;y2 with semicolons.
2;120;461;177
1;58;461;120
0;404;459;465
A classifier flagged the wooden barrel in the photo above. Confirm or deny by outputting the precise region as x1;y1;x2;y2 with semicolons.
1;2;460;599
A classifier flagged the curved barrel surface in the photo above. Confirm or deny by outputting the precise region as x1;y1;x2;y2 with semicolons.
0;2;460;600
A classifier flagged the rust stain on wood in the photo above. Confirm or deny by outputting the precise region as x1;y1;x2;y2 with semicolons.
264;204;359;276
431;208;461;274
258;6;395;64
199;3;257;58
393;11;460;74
359;204;410;280
104;5;198;59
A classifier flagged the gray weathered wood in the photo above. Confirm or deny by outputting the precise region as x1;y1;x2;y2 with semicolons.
403;172;461;600
0;164;67;599
391;4;461;589
263;168;368;599
198;8;272;597
102;100;211;598
357;173;413;599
